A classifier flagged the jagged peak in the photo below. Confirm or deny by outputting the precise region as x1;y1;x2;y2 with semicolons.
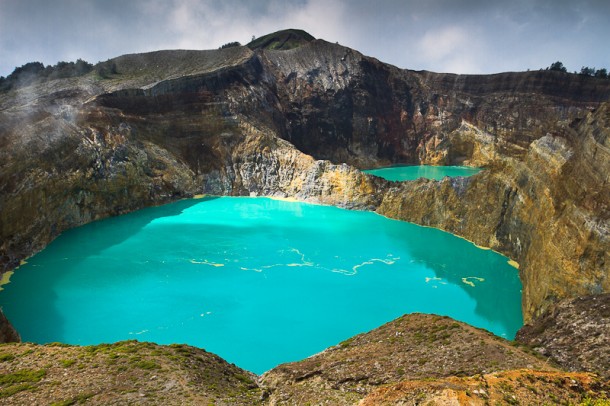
247;29;315;51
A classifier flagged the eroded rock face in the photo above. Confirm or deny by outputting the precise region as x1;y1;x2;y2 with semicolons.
0;310;19;343
516;293;610;380
376;104;610;321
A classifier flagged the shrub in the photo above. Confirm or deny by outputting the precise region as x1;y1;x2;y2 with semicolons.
594;68;608;78
219;41;241;49
95;60;118;78
580;66;595;76
548;61;567;72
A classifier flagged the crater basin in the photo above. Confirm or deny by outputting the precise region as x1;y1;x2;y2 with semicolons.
0;197;522;374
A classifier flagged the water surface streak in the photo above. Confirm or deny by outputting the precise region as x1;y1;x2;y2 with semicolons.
0;196;522;374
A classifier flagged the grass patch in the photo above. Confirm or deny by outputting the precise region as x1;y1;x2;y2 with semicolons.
580;396;610;406
0;383;35;398
60;359;76;368
48;342;71;348
132;360;160;370
234;373;255;387
0;353;15;362
0;368;46;384
339;337;354;348
50;392;95;406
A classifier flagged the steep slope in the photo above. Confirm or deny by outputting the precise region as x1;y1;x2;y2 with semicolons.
259;40;609;167
0;341;261;405
517;293;610;380
377;103;610;320
261;314;552;404
359;370;607;405
260;314;609;405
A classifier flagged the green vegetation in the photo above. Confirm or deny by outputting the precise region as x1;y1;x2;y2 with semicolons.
0;353;15;362
546;61;609;79
580;66;608;78
50;392;95;406
219;41;241;49
131;359;160;370
0;383;35;398
0;59;94;91
59;359;76;368
0;368;45;399
95;59;118;78
548;61;567;72
339;337;354;348
234;373;256;387
0;368;46;384
247;29;314;50
580;396;610;406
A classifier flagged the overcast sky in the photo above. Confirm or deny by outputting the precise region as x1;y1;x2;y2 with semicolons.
1;0;609;77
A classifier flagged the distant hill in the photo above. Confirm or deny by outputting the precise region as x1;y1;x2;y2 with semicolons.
247;28;315;50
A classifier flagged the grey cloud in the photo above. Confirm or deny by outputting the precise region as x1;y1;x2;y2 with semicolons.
1;0;609;76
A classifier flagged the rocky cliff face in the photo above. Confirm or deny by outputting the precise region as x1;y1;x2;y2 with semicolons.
517;293;610;380
377;104;610;321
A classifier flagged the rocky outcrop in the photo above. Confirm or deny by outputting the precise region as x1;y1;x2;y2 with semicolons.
0;310;19;343
359;369;608;406
261;40;609;167
517;293;610;380
376;104;610;321
261;313;604;405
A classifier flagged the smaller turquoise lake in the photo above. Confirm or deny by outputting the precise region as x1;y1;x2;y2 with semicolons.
364;165;481;181
0;196;521;374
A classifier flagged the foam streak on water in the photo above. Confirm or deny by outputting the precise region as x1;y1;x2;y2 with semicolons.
0;196;522;374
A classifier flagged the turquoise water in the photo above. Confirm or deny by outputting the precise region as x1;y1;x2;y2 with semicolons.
364;165;482;181
0;197;522;374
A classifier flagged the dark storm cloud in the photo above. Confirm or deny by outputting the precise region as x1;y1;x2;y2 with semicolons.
1;0;609;76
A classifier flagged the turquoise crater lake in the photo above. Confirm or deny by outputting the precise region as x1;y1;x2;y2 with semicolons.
364;165;482;181
0;197;522;374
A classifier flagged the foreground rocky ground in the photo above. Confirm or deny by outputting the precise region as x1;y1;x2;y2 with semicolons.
0;341;261;405
0;313;608;405
517;293;610;381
